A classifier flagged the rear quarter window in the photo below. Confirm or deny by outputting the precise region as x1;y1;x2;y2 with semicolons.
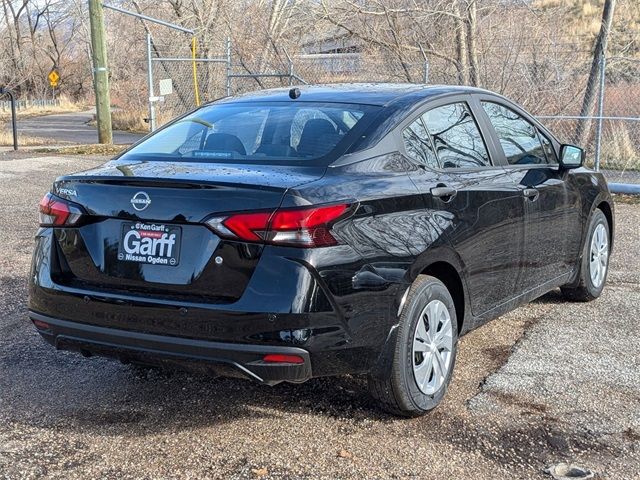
402;118;439;169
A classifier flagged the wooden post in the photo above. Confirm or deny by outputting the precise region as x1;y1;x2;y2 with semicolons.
88;0;113;144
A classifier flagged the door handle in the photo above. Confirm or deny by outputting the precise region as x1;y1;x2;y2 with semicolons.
523;188;539;201
431;186;457;199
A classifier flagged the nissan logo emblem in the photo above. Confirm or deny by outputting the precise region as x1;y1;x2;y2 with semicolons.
131;191;151;211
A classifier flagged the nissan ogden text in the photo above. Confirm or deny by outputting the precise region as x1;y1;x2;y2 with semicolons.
29;84;614;416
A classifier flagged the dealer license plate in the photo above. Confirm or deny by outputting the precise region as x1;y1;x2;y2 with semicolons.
117;222;181;266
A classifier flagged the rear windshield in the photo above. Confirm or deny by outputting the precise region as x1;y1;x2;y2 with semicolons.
122;102;379;165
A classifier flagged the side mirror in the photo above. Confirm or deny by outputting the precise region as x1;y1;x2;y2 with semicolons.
559;144;584;169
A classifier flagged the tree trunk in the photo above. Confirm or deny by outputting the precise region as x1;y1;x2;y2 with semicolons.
453;0;469;85
466;0;480;87
575;0;616;146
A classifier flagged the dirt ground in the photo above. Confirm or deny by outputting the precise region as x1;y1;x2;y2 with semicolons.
1;153;638;479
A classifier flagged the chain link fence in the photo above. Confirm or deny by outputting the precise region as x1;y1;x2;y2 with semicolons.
534;56;640;185
293;50;640;185
142;36;639;186
148;38;303;127
147;37;228;127
599;57;640;184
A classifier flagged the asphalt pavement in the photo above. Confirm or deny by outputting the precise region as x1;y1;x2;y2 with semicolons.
15;111;144;145
0;153;638;479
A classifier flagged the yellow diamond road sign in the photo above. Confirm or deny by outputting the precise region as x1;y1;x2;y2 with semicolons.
48;70;59;87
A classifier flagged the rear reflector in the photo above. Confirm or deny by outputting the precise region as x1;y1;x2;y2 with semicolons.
32;319;51;330
206;203;352;248
263;354;305;364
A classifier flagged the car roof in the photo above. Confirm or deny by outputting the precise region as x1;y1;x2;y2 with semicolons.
215;83;492;107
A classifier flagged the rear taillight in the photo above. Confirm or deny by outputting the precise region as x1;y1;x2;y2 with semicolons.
39;192;84;227
206;203;352;248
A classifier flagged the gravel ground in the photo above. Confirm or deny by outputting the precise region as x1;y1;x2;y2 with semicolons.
0;153;638;479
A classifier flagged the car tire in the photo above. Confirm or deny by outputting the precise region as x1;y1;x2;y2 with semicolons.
561;208;610;302
368;275;458;417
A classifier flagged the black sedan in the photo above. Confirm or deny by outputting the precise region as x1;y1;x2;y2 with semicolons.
29;84;613;416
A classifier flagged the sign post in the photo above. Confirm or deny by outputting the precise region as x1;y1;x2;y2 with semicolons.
48;69;59;99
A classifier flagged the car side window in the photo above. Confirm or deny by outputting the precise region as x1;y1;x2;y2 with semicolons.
482;102;548;165
538;130;558;164
421;103;491;168
402;117;439;169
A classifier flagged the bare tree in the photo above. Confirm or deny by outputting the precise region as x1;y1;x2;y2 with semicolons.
314;0;494;85
0;0;635;137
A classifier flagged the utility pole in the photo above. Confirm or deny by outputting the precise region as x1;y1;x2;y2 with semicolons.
88;0;112;144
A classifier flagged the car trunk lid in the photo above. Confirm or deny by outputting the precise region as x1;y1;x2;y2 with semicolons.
50;160;325;301
54;160;325;220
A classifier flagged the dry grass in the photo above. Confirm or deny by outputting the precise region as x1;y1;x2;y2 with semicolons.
600;125;640;171
102;109;176;133
110;109;149;133
0;95;85;121
613;194;640;205
0;129;55;147
533;0;640;39
34;144;128;156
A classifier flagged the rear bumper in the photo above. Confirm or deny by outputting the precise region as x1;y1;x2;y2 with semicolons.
29;229;405;379
30;311;312;385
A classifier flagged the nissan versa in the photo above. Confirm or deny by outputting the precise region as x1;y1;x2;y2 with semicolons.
29;84;613;416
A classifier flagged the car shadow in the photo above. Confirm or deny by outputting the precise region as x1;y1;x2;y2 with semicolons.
2;291;621;474
531;288;565;304
2;289;571;436
2;326;400;437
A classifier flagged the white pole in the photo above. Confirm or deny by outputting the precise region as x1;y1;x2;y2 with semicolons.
147;33;156;132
